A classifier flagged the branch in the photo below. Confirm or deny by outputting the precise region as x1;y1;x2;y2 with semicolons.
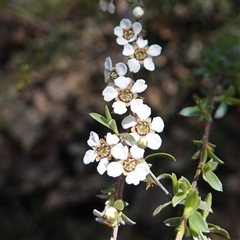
110;174;125;240
150;170;172;199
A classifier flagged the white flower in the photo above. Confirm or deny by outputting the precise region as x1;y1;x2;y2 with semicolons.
102;77;147;115
83;131;120;174
133;6;144;19
107;145;149;185
123;38;162;73
114;19;142;45
121;113;164;150
99;0;115;14
104;57;127;83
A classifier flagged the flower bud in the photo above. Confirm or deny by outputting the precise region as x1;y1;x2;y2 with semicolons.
137;136;148;149
133;6;144;19
104;206;119;221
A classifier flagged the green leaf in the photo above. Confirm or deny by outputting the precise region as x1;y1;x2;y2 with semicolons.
108;119;119;135
89;113;111;129
207;150;224;164
208;223;230;239
189;211;209;237
164;217;181;227
198;199;212;213
179;106;201;117
214;102;228;119
96;194;109;199
183;207;195;219
156;173;173;181
145;152;176;161
226;96;240;105
121;213;136;225
185;190;199;209
172;173;178;195
153;201;171;217
172;192;187;207
114;200;124;211
201;161;212;173
192;149;201;160
202;193;212;220
105;105;112;121
203;171;223;191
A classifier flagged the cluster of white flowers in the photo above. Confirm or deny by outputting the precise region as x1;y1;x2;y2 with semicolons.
84;6;164;186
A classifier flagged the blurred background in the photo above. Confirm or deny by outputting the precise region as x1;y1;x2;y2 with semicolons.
1;0;239;240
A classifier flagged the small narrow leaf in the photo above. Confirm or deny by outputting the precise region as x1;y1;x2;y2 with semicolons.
208;223;230;239
202;193;212;220
203;171;223;191
179;106;201;117
89;113;111;129
121;213;136;225
145;152;176;161
172;173;178;195
185;190;199;209
214;102;228;119
114;200;124;211
189;211;209;236
105;105;112;121
207;150;224;164
153;201;171;216
108;119;119;135
157;173;172;181
192;149;201;160
164;217;181;227
172;192;187;207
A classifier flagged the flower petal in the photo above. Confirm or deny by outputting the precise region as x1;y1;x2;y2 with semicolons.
121;115;136;129
126;172;140;185
131;79;147;93
134;103;151;120
112;101;127;115
108;2;115;14
105;57;112;70
135;163;150;180
106;132;119;145
130;145;144;159
146;133;162;150
122;44;134;56
114;26;123;37
115;62;127;76
147;44;162;56
102;86;118;101
130;99;143;113
114;76;131;89
120;19;132;29
87;131;100;146
151;116;164;132
136;38;148;48
111;143;128;160
83;149;97;164
116;37;128;45
132;22;142;35
99;0;107;11
107;162;123;177
128;58;141;73
143;58;155;71
97;158;109;175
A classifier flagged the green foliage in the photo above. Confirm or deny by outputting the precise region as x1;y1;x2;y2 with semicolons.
89;105;119;135
179;96;212;121
208;223;230;239
145;152;176;161
15;64;34;91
